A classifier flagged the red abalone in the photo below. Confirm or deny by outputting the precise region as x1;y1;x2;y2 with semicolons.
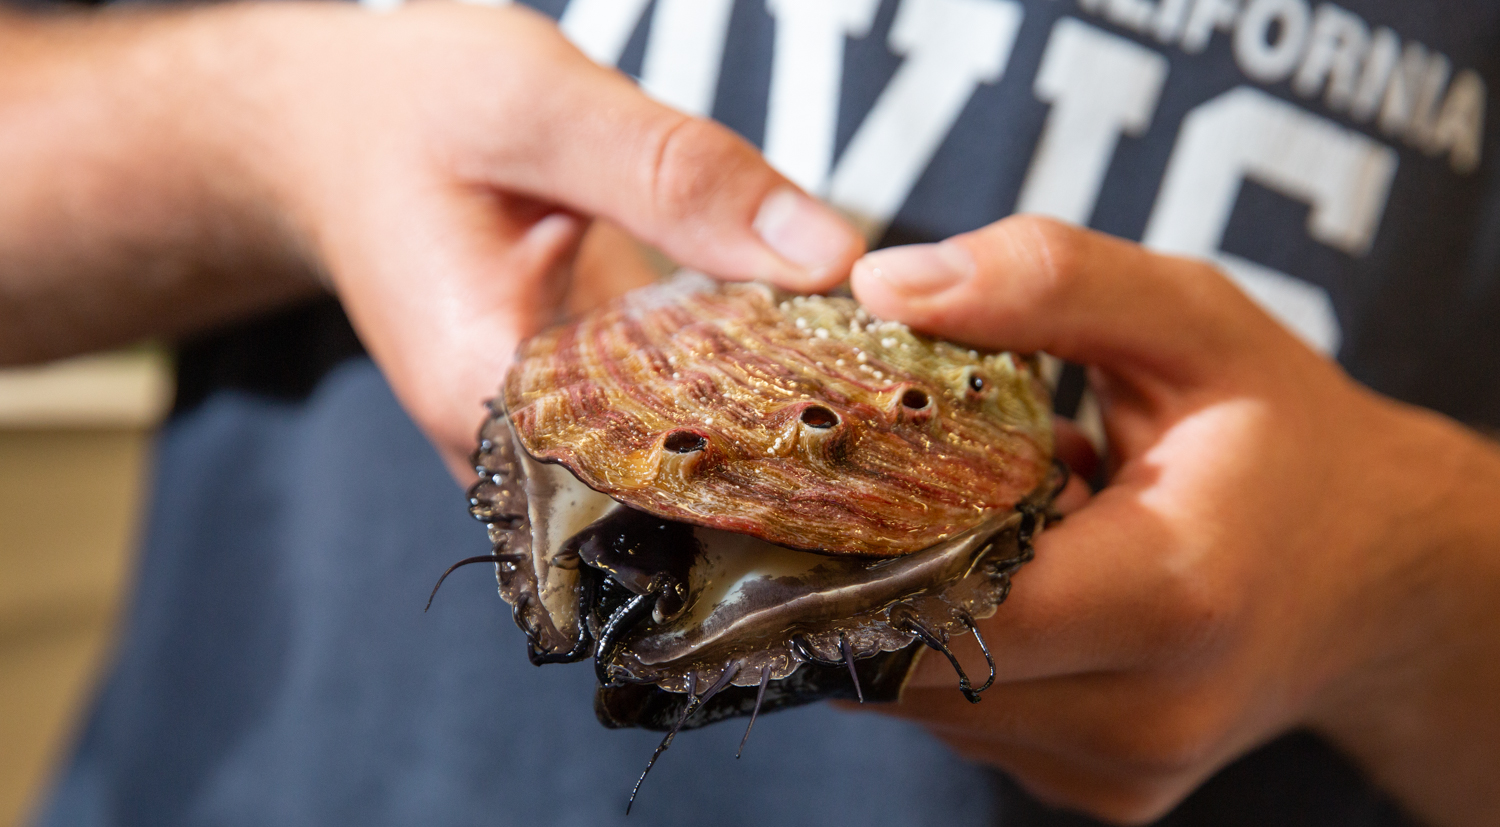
502;273;1053;557
452;273;1062;806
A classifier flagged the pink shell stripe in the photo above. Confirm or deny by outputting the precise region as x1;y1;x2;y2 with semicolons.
504;276;1052;557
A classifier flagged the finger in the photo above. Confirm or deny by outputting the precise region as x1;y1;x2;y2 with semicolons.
919;724;1201;825
330;183;588;479
900;481;1237;686
894;673;1195;759
849;216;1284;387
472;7;864;293
891;668;1246;819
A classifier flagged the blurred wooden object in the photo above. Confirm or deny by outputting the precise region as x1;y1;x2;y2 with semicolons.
0;350;168;827
0;350;171;429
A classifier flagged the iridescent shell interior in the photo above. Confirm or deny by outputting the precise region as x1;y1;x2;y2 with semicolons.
503;273;1053;557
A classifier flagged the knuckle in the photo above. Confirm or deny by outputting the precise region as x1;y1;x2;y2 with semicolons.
1082;695;1234;782
1007;214;1089;299
1076;787;1187;826
1156;559;1245;659
1012;766;1189;826
1154;569;1231;651
1120;715;1220;777
1119;531;1244;659
645;117;755;224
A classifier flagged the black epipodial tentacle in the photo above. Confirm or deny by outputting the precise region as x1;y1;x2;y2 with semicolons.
627;666;739;812
736;665;771;759
838;633;864;704
788;633;817;663
594;591;654;685
699;662;741;708
1013;459;1069;565
958;611;996;696
891;605;983;704
424;552;524;612
525;569;597;666
627;673;699;815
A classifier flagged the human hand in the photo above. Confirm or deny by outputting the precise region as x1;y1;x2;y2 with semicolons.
846;216;1500;826
227;1;863;478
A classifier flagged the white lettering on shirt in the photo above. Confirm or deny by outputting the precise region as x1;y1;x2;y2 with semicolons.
1181;0;1241;53
1430;69;1486;173
1379;41;1450;146
1232;0;1310;84
1291;3;1369;112
639;0;738;116
828;0;1023;236
560;0;738;118
1143;86;1398;353
1075;0;1487;172
764;0;882;192
558;0;652;66
1350;25;1400;122
1016;17;1169;225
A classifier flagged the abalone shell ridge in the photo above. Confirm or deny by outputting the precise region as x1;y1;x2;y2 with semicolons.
503;274;1052;557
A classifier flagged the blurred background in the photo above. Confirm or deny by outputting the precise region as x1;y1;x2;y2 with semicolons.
0;349;172;827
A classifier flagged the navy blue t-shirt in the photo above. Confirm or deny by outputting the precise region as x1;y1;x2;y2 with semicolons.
37;0;1500;824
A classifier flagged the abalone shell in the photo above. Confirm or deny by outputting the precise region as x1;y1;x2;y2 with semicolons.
502;273;1052;557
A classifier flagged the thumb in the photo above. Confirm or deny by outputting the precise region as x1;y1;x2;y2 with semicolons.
605;118;866;293
476;13;865;292
849;216;1279;387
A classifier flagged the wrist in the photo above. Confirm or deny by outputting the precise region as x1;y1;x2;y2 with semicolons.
1309;395;1500;826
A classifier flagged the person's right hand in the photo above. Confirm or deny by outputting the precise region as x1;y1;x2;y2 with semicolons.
233;1;863;478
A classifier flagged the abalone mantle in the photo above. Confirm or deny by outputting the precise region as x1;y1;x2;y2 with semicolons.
469;414;1052;696
503;273;1053;557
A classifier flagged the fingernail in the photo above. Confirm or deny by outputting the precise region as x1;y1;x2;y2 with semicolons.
754;188;858;276
858;241;974;296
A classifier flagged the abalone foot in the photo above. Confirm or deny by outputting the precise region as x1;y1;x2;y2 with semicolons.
595;644;924;732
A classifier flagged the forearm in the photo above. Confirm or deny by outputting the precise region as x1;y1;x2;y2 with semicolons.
0;3;320;365
1312;403;1500;827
